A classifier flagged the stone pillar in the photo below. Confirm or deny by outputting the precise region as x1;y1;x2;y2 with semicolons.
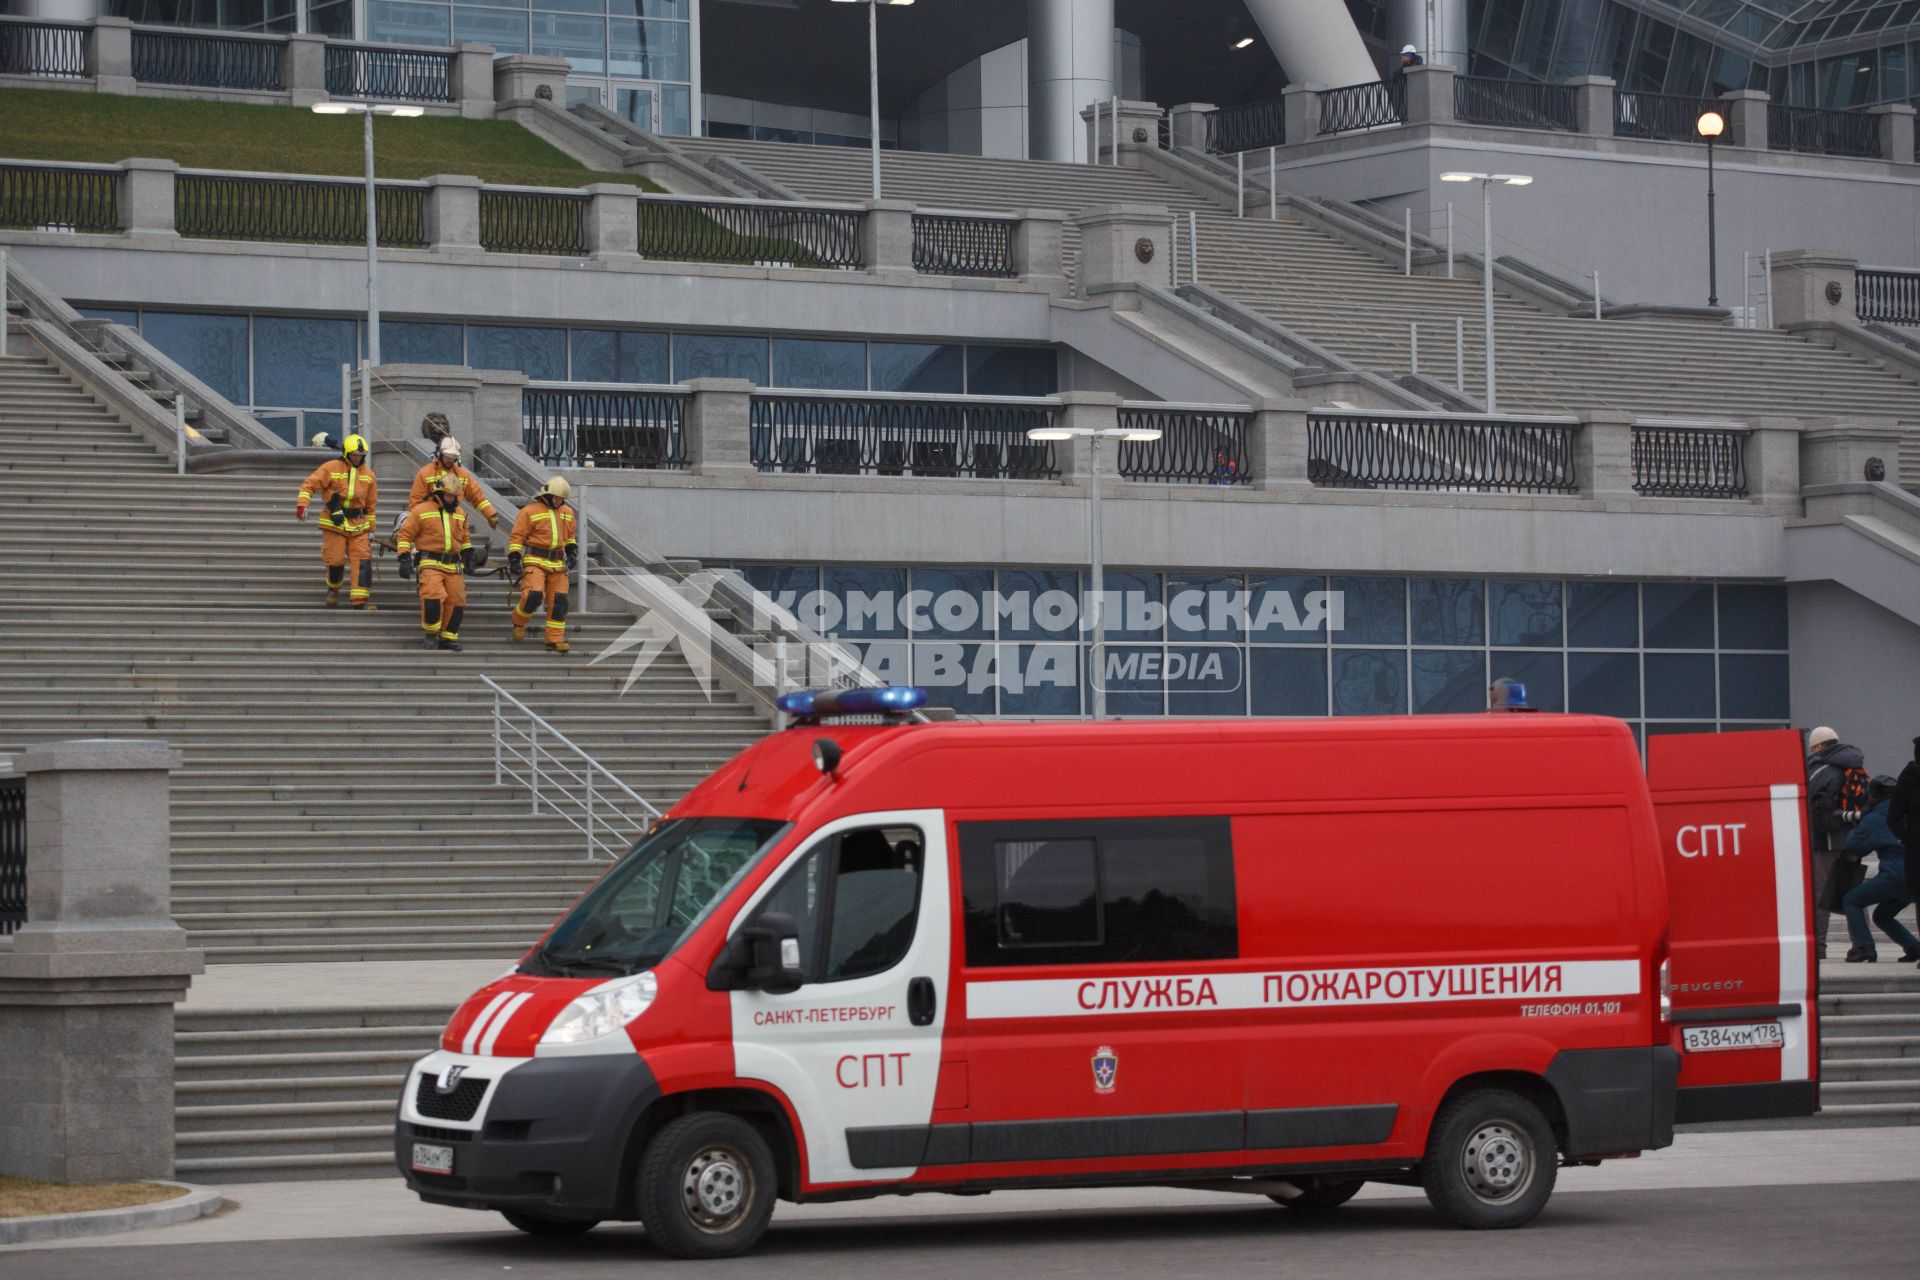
1744;417;1801;503
451;43;496;119
87;15;134;95
1168;102;1217;152
367;364;478;448
1577;411;1636;499
474;368;533;451
0;740;200;1183
1568;75;1614;137
1029;0;1115;163
684;379;758;478
493;54;571;106
584;183;643;263
1722;89;1768;150
116;158;179;238
860;198;916;277
423;175;484;253
1282;84;1324;144
1768;249;1858;326
1054;392;1121;485
1079;98;1166;165
1246;398;1312;492
1800;420;1903;489
1869;103;1916;164
1074;203;1171;296
1400;63;1455;127
285;33;327;107
1012;208;1069;288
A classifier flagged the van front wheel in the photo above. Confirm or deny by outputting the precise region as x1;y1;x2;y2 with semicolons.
636;1113;778;1259
1419;1089;1557;1229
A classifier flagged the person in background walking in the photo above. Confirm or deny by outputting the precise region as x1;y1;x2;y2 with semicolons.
1888;736;1920;965
1806;725;1868;959
1840;776;1920;963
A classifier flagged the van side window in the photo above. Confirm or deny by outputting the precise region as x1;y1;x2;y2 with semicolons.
747;825;924;985
960;818;1237;968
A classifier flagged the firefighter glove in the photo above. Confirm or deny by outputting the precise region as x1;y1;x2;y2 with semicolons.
565;545;578;570
507;551;523;577
294;502;307;520
397;553;414;581
460;547;475;572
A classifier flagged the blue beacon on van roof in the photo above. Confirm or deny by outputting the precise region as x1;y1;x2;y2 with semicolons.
776;686;929;719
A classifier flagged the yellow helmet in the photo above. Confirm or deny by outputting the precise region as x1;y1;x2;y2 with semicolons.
427;473;460;499
539;476;571;502
342;433;369;461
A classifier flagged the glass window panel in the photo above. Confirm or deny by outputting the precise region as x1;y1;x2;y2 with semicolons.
533;0;603;12
1718;584;1788;650
965;346;1056;396
1569;651;1641;718
452;6;528;53
570;329;669;383
1512;0;1563;76
1167;646;1246;717
994;570;1081;642
383;320;462;366
1490;579;1564;647
1167;573;1246;642
1644;582;1715;648
609;18;689;80
253;315;353;408
1092;570;1163;642
1332;649;1406;716
913;643;996;716
1720;653;1790;720
467;325;566;381
659;82;691;136
853;641;910;685
673;333;768;383
1329;576;1406;646
1550;0;1607;79
1492;650;1565;712
1569;580;1640;648
825;566;907;639
531;11;605;73
998;643;1081;717
1250;575;1328;644
79;306;138;326
910;568;992;640
308;0;355;37
1251;647;1328;716
610;0;688;15
1645;652;1717;719
1479;0;1529;64
252;412;303;445
1097;645;1166;717
615;87;655;128
1410;577;1485;646
141;311;248;406
1648;722;1717;739
994;837;1099;947
822;827;924;982
870;342;964;392
366;0;449;45
1413;650;1487;714
772;338;867;390
740;565;822;631
1664;30;1715;95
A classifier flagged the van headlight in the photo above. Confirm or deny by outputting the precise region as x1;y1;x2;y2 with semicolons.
540;970;658;1046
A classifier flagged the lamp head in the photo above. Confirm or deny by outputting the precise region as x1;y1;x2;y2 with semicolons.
1234;36;1255;48
1027;426;1075;442
1696;110;1725;139
1439;171;1480;183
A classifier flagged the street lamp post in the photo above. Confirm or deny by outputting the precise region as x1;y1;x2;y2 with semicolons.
1027;421;1163;720
1439;171;1533;414
831;0;915;201
312;100;423;432
1696;110;1725;308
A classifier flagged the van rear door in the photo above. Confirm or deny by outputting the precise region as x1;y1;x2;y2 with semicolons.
1646;729;1818;1123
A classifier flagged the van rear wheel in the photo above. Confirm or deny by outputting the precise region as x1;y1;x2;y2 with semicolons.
636;1113;778;1260
1269;1180;1364;1211
1420;1089;1557;1229
500;1210;599;1237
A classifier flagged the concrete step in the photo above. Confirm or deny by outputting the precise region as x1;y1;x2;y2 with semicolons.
199;941;525;963
176;1024;446;1056
176;1047;426;1079
177;1099;400;1134
172;1150;397;1182
178;1006;452;1033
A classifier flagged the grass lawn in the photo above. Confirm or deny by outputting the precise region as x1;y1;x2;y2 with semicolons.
0;1175;187;1218
0;87;660;190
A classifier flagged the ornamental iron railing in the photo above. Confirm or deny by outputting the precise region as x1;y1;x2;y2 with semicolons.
1613;91;1722;142
1452;76;1577;132
1857;268;1920;325
175;173;427;246
0;162;119;233
1319;80;1404;134
911;213;1016;278
636;198;863;269
751;394;1060;478
1307;411;1578;493
1117;406;1253;484
0;774;22;937
1206;97;1286;153
131;28;283;90
522;386;687;470
0;18;87;78
323;42;452;103
479;189;587;256
1768;104;1879;158
1631;424;1749;499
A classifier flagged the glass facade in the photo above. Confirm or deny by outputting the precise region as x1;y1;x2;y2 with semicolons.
736;563;1791;740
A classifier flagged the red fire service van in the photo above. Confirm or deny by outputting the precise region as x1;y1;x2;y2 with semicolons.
396;688;1818;1258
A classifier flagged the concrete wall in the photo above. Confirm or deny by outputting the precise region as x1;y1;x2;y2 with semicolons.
1789;579;1920;776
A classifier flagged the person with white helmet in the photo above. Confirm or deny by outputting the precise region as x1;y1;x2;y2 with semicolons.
1393;43;1424;79
407;435;499;531
507;476;579;655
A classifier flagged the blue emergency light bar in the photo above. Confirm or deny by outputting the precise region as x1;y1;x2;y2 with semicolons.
777;686;928;719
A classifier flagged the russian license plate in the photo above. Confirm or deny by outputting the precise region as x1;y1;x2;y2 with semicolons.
1682;1021;1785;1053
411;1142;454;1175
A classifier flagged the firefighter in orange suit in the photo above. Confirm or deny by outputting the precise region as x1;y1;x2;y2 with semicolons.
508;477;578;655
395;475;473;651
295;433;378;609
407;436;498;531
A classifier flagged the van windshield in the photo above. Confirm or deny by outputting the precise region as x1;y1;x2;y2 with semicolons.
520;817;788;978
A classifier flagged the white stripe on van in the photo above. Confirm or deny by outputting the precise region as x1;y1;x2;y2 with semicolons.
461;992;514;1055
479;992;534;1056
966;959;1642;1021
1769;782;1812;1083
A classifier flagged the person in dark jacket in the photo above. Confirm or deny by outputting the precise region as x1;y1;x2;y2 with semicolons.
1840;778;1920;963
1806;726;1867;958
1888;736;1920;958
1391;44;1424;81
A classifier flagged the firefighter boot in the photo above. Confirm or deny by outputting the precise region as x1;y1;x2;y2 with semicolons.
546;639;571;655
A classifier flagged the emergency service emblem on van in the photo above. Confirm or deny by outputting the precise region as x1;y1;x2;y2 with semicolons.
1092;1046;1118;1094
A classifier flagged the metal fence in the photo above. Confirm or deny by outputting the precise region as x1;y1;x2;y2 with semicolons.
175;173;427;246
911;213;1016;278
483;675;658;862
1631;424;1749;499
1206;97;1286;153
1613;91;1722;142
635;198;863;269
479;189;587;256
0;18;87;78
131;28;283;90
751;394;1060;478
523;386;687;469
1453;77;1577;132
1307;411;1579;493
0;162;120;233
323;42;452;103
1768;104;1879;158
1857;268;1920;325
0;774;22;937
1116;406;1252;484
1319;80;1404;134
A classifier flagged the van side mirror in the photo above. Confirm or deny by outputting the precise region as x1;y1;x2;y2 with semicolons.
709;912;805;995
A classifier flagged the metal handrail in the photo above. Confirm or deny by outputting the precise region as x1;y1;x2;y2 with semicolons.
482;674;658;862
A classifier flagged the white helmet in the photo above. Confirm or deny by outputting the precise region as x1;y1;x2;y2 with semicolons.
437;436;463;463
1402;43;1418;54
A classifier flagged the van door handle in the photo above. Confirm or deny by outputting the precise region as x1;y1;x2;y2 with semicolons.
908;977;937;1027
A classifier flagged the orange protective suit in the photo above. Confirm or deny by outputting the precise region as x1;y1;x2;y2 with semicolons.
395;502;473;644
508;499;578;647
297;461;378;606
409;461;498;527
